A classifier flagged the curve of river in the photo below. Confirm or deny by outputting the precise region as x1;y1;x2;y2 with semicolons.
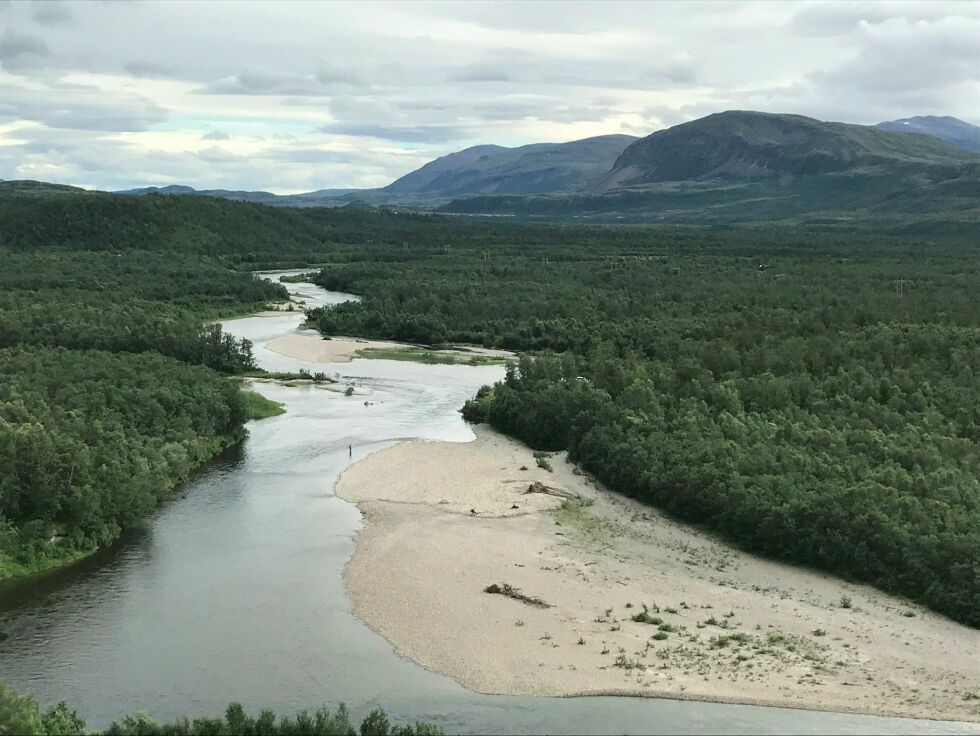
0;272;972;735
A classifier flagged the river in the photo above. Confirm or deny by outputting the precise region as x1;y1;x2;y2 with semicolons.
0;272;972;734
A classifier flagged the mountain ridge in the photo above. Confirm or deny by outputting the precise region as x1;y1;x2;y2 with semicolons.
876;115;980;152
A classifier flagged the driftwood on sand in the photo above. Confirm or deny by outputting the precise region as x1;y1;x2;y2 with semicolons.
484;583;552;608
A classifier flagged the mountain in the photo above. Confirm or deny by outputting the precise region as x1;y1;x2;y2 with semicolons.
876;116;980;152
115;185;360;207
597;111;974;189
446;111;980;225
381;134;637;197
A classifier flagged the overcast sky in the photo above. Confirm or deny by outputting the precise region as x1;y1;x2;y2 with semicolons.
1;0;978;193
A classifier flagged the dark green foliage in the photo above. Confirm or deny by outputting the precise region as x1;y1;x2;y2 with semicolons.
0;347;247;575
2;182;978;626
301;224;980;628
0;682;86;735
0;187;300;578
0;681;443;736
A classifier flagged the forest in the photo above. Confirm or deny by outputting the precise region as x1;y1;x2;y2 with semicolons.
0;680;441;735
0;185;302;578
306;227;980;628
2;181;977;629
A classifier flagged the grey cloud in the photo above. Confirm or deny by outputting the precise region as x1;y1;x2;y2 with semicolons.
125;61;178;79
201;130;229;140
197;146;239;164
450;66;511;83
788;2;975;38
810;22;980;97
257;148;363;164
0;30;50;72
0;82;168;132
315;68;361;86
640;61;698;86
318;123;466;144
33;2;73;27
197;71;336;96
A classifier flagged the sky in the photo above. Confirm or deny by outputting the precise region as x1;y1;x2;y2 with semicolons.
0;0;978;193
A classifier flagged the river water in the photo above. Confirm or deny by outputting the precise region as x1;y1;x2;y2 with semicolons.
0;272;972;734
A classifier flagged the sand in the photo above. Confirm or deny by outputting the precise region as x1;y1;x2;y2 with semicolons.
252;299;310;317
264;334;409;363
265;333;513;365
334;426;980;722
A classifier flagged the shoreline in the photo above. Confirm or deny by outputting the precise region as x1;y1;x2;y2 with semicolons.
334;425;979;723
264;332;513;365
0;431;245;586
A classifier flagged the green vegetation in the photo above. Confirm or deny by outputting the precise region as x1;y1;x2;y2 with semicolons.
2;181;977;628
300;222;980;628
279;272;320;283
354;346;506;366
0;681;442;735
0;185;312;579
242;390;286;419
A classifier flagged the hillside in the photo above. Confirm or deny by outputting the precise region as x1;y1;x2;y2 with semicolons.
597;111;976;188
446;111;980;224
381;134;637;197
877;115;980;152
0;180;325;264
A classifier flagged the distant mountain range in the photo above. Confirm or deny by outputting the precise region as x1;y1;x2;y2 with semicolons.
109;111;980;223
447;111;980;223
114;184;360;207
383;134;636;196
876;116;980;152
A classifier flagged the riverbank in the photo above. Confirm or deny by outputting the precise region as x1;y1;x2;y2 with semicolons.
335;426;980;722
265;333;512;365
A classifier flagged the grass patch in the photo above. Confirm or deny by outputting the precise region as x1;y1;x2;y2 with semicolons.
533;451;554;471
278;272;319;283
355;346;507;366
631;604;664;625
241;390;285;419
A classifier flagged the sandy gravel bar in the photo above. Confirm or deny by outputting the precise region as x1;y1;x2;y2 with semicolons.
265;333;513;365
334;425;979;722
264;334;408;363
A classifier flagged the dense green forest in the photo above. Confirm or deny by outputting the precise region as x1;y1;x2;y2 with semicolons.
0;681;441;735
305;228;980;628
2;181;977;628
0;184;310;578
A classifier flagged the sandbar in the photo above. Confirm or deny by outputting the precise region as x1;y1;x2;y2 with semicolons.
334;425;979;722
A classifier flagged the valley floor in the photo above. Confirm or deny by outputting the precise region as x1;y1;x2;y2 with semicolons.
334;426;979;722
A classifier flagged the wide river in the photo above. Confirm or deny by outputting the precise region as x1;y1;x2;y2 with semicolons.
0;272;972;734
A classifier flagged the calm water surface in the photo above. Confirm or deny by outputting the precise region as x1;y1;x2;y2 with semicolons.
0;272;972;734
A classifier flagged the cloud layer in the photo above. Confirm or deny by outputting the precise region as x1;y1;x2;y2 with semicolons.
0;0;977;192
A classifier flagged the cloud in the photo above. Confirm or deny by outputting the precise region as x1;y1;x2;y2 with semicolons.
201;130;229;140
0;81;169;131
32;2;73;27
788;2;978;38
450;65;511;83
315;68;361;86
318;123;465;144
0;30;50;72
197;71;340;96
125;61;178;79
802;16;980;118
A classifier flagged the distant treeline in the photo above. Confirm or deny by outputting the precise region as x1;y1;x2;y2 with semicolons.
305;230;980;627
0;680;442;735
